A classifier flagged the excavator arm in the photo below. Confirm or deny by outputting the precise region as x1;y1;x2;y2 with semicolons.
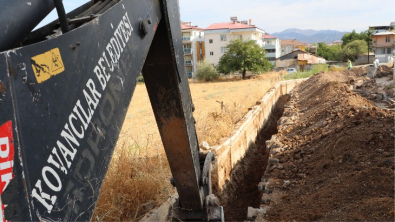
0;0;223;221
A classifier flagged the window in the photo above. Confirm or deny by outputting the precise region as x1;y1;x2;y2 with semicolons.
209;39;213;44
220;34;227;41
386;37;390;42
210;51;214;56
235;34;242;40
220;47;228;54
265;49;276;53
387;48;392;54
268;57;276;61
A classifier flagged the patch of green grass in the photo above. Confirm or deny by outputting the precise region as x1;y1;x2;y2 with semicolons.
284;71;314;80
284;64;329;80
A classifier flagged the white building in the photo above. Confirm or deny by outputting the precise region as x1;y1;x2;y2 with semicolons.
263;35;281;65
181;22;205;78
204;17;265;65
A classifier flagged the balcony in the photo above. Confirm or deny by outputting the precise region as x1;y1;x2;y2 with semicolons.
184;48;192;55
185;60;193;66
182;36;191;41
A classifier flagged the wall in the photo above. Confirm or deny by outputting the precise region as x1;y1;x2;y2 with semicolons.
373;35;394;48
276;59;297;69
205;32;230;65
354;54;376;65
211;79;306;193
205;29;265;65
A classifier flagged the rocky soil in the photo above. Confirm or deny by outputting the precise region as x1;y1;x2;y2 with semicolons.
253;67;394;221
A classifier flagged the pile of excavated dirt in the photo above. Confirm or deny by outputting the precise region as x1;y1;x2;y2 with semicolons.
343;66;395;109
344;65;393;78
261;71;394;221
343;66;367;77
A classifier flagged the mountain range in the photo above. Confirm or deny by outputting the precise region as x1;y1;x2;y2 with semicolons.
271;28;348;44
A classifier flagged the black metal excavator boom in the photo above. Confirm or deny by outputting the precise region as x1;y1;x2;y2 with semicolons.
0;0;223;221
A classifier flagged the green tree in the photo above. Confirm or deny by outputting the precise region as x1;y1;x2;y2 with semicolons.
317;42;343;61
342;30;372;48
340;39;368;61
217;39;270;79
195;60;219;81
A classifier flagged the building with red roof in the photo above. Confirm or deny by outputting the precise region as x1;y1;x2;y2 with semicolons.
280;39;308;56
204;17;265;65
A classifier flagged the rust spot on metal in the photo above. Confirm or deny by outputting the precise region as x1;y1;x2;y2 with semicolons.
0;82;6;94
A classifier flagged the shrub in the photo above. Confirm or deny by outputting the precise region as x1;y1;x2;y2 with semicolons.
310;63;329;73
195;60;219;81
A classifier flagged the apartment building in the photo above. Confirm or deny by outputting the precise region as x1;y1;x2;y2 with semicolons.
181;22;205;78
263;35;281;65
372;31;395;63
280;39;308;56
204;17;265;65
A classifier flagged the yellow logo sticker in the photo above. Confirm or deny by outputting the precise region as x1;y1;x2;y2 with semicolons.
31;48;65;83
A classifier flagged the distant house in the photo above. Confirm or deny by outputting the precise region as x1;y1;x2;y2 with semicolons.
327;40;343;46
204;17;265;65
276;49;326;71
280;39;308;56
372;31;395;63
309;45;318;54
181;22;205;78
263;35;281;65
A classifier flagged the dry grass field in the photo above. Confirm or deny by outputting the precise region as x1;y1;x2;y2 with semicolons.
92;73;282;221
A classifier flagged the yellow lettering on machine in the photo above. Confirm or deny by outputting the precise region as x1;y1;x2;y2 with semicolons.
31;48;65;83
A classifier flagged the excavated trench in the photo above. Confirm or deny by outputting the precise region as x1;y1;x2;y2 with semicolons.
219;94;290;221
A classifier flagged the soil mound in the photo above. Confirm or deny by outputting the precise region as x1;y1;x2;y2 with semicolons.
376;65;394;78
265;71;394;221
343;66;367;77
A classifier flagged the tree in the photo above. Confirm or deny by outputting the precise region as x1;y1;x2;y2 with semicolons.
342;30;372;48
217;39;270;79
195;60;219;81
340;39;368;61
317;42;342;61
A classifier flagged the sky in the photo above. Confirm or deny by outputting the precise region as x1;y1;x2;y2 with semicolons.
39;0;395;33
